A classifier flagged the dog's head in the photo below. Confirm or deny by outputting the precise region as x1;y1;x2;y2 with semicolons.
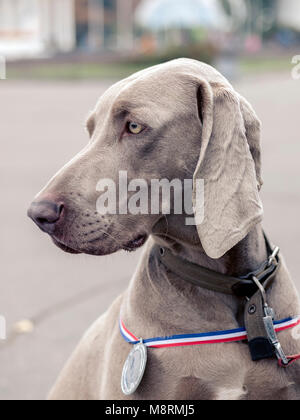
28;59;263;259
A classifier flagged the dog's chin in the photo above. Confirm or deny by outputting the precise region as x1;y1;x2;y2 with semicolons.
51;234;148;256
52;238;82;254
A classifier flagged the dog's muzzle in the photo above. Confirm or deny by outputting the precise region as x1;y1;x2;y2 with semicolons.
28;200;64;235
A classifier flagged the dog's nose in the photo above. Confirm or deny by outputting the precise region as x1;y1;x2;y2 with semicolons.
28;200;64;234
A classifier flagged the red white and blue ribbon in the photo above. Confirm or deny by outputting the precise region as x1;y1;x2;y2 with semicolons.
120;316;300;349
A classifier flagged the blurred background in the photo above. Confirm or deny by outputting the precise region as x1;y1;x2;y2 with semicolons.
1;0;300;78
0;0;300;400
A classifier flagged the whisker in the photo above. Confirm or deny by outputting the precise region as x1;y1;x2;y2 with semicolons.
163;214;169;239
86;225;134;252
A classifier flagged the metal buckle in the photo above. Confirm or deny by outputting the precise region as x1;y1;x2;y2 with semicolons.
252;274;289;367
267;246;280;267
262;309;289;366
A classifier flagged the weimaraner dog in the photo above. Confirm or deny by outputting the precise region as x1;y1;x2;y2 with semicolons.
28;59;300;400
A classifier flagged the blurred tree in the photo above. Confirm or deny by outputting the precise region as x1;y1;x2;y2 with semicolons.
219;0;248;32
103;0;114;9
220;0;231;15
220;0;278;38
246;0;278;38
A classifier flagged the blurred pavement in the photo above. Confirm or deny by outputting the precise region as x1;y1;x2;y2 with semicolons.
0;70;300;400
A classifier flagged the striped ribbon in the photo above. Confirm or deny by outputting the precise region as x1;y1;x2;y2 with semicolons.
120;316;300;349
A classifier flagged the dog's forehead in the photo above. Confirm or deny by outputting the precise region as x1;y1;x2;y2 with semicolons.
95;68;186;113
94;59;228;116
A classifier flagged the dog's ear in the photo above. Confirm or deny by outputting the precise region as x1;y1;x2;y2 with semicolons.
192;81;263;259
86;113;96;138
238;95;263;190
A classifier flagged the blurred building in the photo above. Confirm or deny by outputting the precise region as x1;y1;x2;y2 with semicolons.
0;0;141;59
75;0;141;50
0;0;75;59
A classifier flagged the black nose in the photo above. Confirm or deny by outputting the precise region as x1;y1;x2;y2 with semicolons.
28;200;64;234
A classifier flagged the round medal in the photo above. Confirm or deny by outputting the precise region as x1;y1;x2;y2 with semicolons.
121;340;147;395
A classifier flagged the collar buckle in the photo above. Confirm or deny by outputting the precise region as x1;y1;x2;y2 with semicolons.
251;273;290;366
268;246;280;267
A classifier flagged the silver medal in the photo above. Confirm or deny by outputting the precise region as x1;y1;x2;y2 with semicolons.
121;339;147;395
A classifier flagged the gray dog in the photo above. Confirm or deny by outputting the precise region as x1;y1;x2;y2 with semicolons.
28;59;300;400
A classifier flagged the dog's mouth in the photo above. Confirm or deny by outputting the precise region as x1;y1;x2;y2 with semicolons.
51;233;148;255
123;234;148;252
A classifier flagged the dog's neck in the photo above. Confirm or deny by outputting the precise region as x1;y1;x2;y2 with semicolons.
123;220;269;333
152;217;268;278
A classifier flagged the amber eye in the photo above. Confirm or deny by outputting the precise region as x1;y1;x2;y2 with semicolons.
127;121;144;135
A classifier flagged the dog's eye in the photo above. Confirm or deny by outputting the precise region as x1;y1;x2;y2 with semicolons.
127;121;144;135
